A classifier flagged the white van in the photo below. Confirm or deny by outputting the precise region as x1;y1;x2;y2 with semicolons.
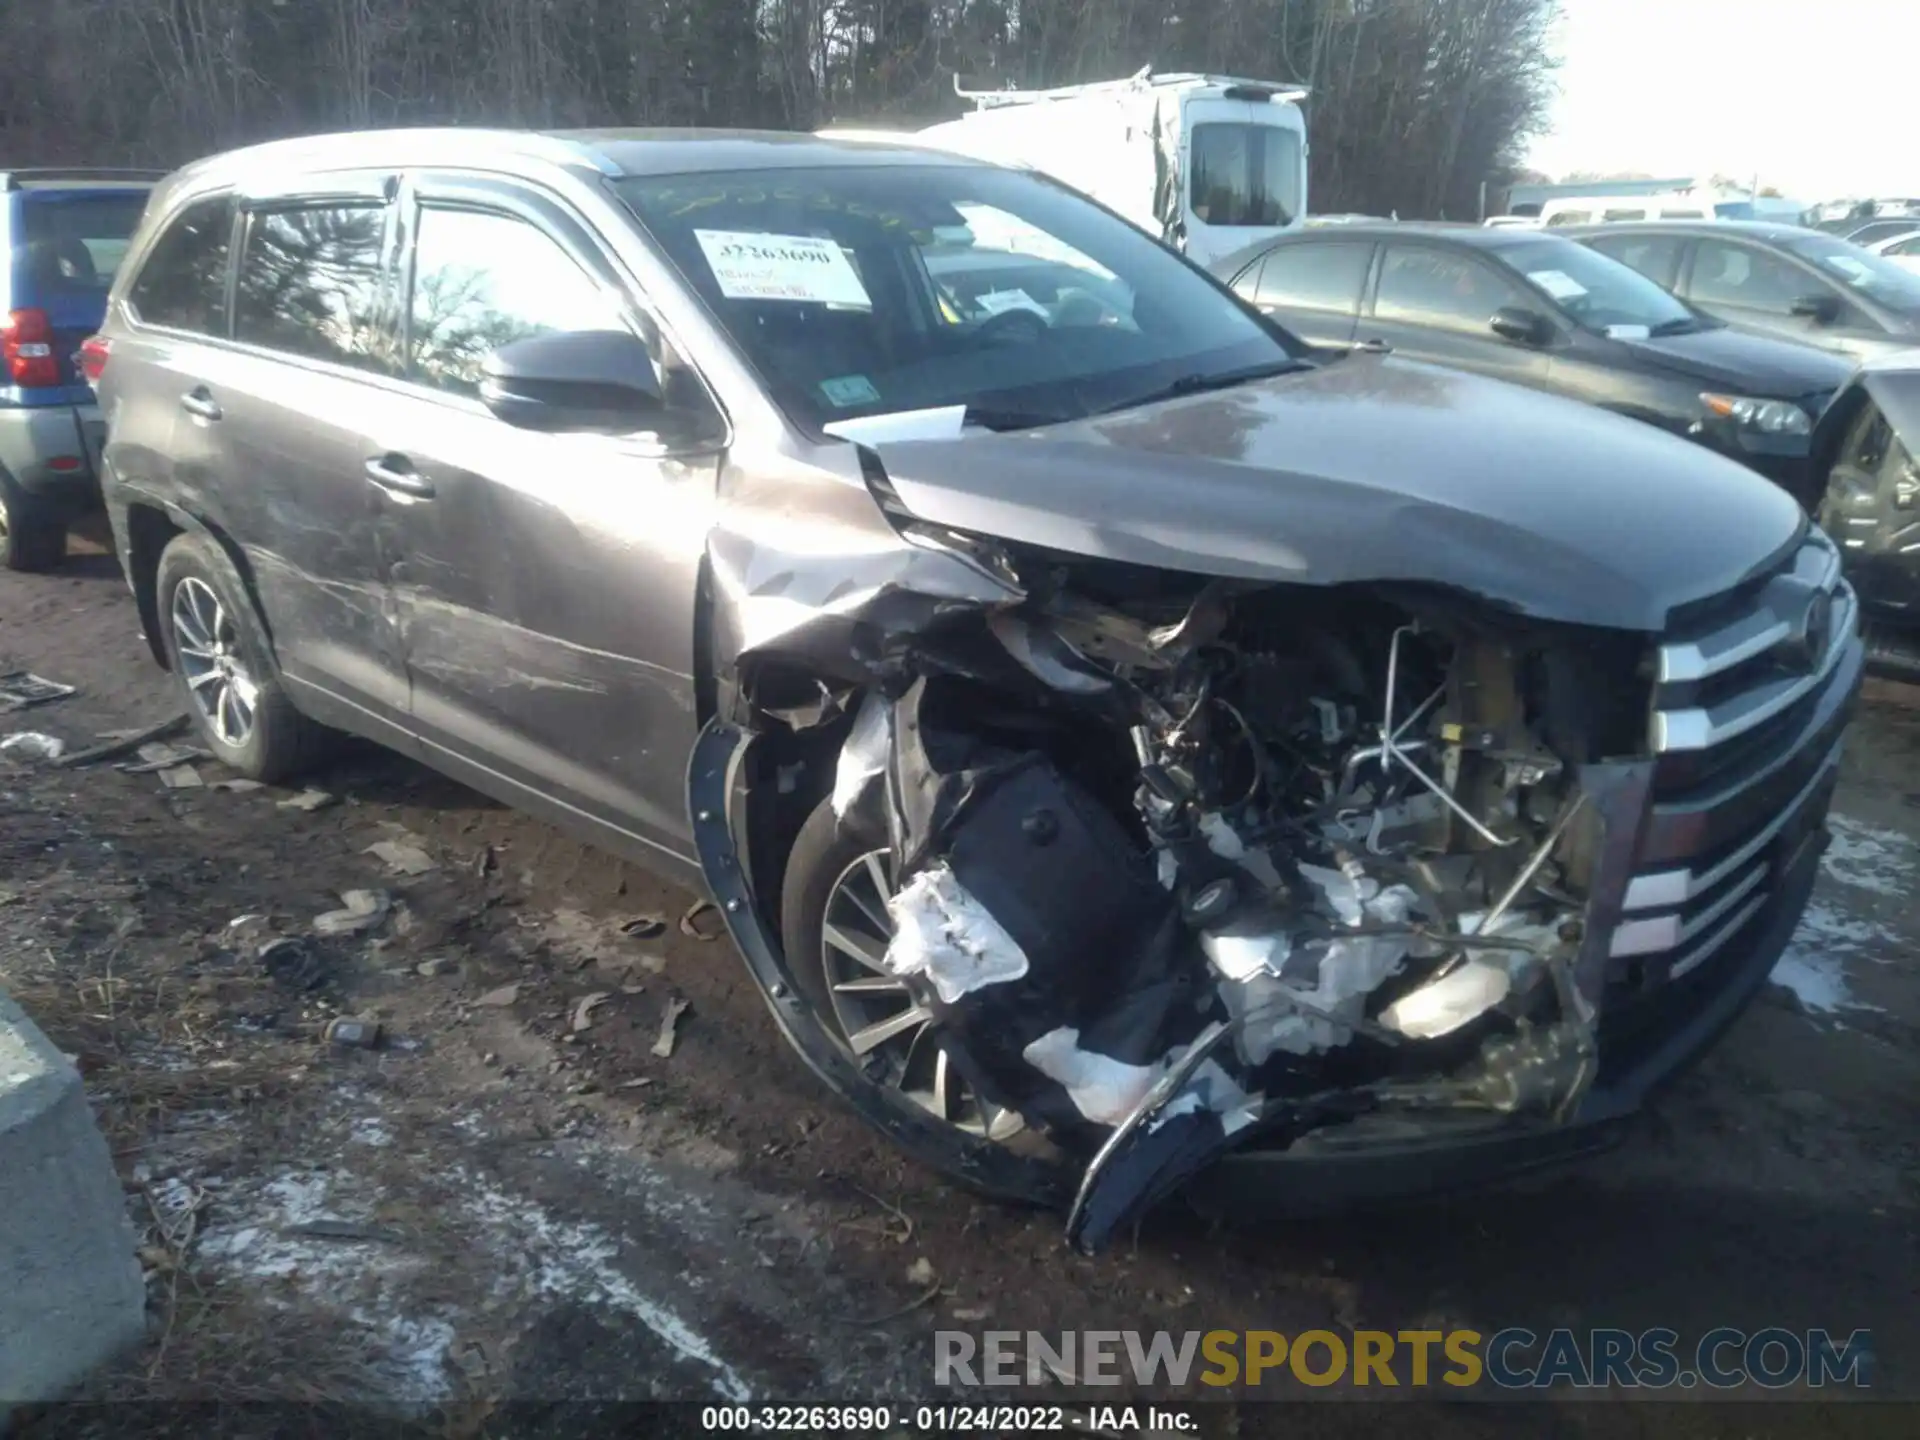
903;70;1310;268
1540;196;1715;227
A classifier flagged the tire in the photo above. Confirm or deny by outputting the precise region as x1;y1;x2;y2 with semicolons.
779;796;887;1022
0;475;67;572
154;531;332;782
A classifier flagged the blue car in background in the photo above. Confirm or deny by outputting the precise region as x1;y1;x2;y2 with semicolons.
1;168;158;570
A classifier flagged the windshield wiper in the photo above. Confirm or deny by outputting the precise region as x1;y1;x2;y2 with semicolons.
1649;316;1705;336
962;404;1076;432
1096;359;1308;417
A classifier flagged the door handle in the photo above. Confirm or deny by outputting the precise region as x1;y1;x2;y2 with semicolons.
179;388;222;421
363;454;435;500
1353;338;1392;353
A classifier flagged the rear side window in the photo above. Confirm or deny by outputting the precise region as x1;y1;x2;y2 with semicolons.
20;192;149;298
1545;209;1591;227
407;206;622;396
1602;208;1646;222
1588;232;1686;290
1251;242;1371;315
128;194;234;334
234;204;391;373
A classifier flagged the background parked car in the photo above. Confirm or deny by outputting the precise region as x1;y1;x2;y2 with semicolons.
1809;351;1920;678
0;167;159;570
1539;196;1714;227
1866;228;1920;275
1210;223;1851;499
1570;221;1920;362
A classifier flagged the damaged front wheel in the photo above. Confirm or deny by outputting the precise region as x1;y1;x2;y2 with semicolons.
781;799;1027;1145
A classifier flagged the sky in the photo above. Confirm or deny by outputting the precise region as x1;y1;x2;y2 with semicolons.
1526;0;1920;202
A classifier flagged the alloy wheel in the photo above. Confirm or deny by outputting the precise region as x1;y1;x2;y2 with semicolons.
171;576;260;749
819;848;1023;1140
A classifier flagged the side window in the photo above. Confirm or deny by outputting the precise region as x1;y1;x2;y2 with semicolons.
233;204;391;372
1588;233;1685;289
1689;242;1816;314
1253;243;1371;315
1545;209;1591;227
1602;208;1646;222
408;207;624;396
128;194;234;334
1228;255;1266;301
1374;246;1524;330
1888;236;1920;258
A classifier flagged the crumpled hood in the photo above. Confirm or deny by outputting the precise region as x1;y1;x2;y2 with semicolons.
868;355;1808;632
1610;324;1855;397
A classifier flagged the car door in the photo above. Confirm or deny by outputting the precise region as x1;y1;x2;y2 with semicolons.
1234;240;1371;351
1819;393;1920;623
1680;237;1884;360
181;178;416;738
367;173;725;864
1358;243;1552;386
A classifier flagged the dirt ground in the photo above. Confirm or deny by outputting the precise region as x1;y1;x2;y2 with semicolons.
3;528;1917;1437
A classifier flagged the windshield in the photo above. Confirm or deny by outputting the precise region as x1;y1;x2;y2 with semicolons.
1188;124;1301;228
1782;232;1920;312
616;164;1295;433
1497;237;1699;335
20;190;149;297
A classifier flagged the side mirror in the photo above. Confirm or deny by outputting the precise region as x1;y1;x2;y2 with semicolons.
1790;294;1841;324
480;330;662;434
1490;306;1553;345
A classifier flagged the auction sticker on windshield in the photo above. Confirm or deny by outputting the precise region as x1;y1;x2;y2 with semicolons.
694;229;872;307
1527;269;1588;301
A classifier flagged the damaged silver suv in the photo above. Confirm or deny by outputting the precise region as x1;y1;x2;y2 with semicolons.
93;131;1864;1251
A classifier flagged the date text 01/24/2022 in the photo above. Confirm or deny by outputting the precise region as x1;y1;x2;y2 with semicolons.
698;1405;1200;1432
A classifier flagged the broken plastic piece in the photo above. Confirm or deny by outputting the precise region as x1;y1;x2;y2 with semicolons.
313;888;391;936
1021;1027;1163;1127
0;671;76;710
1380;959;1513;1039
831;691;892;821
0;731;65;760
882;864;1030;1003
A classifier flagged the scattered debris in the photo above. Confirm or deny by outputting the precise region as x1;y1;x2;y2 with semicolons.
570;992;612;1033
324;1016;384;1049
366;839;436;876
952;1306;991;1322
472;844;496;877
1;731;66;760
475;983;521;1008
52;714;189;768
905;1257;937;1288
213;777;267;793
616;1077;654;1091
259;936;328;991
416;957;457;978
118;741;212;773
651;996;690;1057
313;889;392;936
844;1185;915;1246
156;763;205;789
280;1219;405;1244
278;787;337;813
678;899;725;941
621;913;666;939
0;670;76;710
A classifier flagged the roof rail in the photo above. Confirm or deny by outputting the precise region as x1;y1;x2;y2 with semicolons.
953;68;1308;110
1;166;168;191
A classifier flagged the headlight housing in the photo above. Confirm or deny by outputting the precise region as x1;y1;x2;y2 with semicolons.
1700;392;1813;436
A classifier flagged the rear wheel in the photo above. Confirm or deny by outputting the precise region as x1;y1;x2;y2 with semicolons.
0;477;67;572
155;532;332;782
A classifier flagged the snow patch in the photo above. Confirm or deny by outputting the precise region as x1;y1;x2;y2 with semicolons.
1820;815;1916;897
460;1176;751;1401
1771;900;1888;1016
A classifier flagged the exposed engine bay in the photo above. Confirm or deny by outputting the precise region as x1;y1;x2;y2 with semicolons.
709;500;1660;1252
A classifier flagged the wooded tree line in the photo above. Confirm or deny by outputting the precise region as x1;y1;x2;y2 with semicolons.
0;0;1558;219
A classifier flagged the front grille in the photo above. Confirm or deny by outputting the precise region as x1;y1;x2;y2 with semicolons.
1609;528;1861;991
